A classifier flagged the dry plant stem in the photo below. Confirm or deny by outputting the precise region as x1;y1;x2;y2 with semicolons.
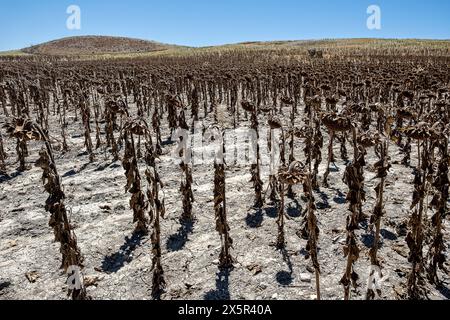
250;109;263;208
33;125;88;300
341;127;362;300
105;98;129;161
402;137;411;165
406;137;428;299
191;87;199;121
407;173;425;298
60;95;69;152
370;143;388;264
367;140;390;299
167;95;179;135
146;166;166;299
180;162;194;221
427;137;448;284
0;132;7;173
312;121;323;189
279;161;319;296
280;130;286;166
152;195;164;299
339;133;348;161
323;130;334;187
287;129;295;197
305;174;321;299
17;138;28;171
0;87;8;116
289;104;295;164
177;109;194;221
123;130;149;234
106;111;119;161
81;101;94;162
214;160;234;268
93;104;102;149
276;180;285;249
267;128;278;202
152;105;163;155
213;129;234;269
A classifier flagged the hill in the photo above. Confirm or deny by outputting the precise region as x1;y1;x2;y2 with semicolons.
21;36;183;56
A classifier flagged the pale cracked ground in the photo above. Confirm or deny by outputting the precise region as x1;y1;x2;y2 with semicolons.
0;99;449;300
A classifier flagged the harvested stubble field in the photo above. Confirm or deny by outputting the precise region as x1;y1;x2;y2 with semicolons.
0;38;449;300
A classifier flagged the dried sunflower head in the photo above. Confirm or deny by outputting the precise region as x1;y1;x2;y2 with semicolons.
368;103;379;112
351;103;370;114
4;118;43;141
106;98;128;115
278;161;306;185
166;94;183;109
321;113;353;132
396;108;417;121
268;117;283;130
325;96;339;106
241;100;255;113
123;117;149;136
306;96;322;111
402;122;438;141
357;130;382;148
280;96;294;105
259;105;274;114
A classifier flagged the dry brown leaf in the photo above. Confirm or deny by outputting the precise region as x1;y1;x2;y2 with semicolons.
84;276;103;287
246;264;262;275
25;271;39;283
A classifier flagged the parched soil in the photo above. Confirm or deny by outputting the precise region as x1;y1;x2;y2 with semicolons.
1;97;449;301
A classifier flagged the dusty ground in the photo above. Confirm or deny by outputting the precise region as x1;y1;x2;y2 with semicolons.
0;98;449;300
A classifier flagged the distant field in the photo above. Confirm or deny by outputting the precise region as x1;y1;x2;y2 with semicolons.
0;37;449;60
235;38;450;49
0;50;30;57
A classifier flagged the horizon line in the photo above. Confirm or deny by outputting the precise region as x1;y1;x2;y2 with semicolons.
2;35;450;53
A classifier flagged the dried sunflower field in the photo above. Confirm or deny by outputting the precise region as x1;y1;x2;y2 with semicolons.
0;39;449;300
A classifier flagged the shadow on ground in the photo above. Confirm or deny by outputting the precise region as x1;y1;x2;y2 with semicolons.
167;219;194;251
101;232;145;273
245;209;264;228
204;268;231;300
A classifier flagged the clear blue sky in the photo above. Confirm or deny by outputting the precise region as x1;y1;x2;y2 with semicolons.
0;0;449;51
